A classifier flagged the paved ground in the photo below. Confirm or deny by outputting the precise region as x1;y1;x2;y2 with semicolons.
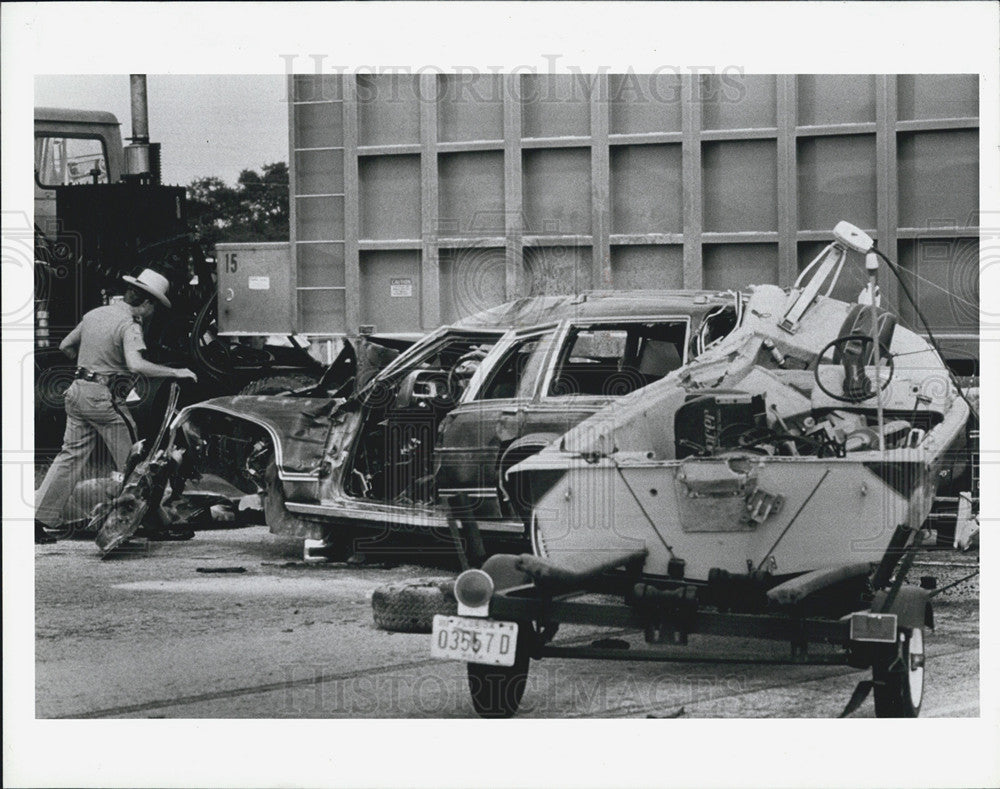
35;527;979;719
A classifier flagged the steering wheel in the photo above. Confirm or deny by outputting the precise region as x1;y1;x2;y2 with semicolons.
447;348;488;397
814;334;895;403
191;295;275;381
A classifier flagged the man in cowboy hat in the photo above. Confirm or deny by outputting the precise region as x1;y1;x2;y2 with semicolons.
34;268;198;544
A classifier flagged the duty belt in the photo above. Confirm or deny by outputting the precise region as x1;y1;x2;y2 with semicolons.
75;367;123;387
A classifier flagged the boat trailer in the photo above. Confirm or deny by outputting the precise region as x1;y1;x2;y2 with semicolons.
435;499;932;719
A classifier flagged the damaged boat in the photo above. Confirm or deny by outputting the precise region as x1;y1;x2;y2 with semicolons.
510;225;972;581
429;222;976;718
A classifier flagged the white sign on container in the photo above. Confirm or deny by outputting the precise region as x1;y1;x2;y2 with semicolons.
390;278;413;298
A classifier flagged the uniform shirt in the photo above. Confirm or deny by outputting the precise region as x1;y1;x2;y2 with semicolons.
75;301;147;375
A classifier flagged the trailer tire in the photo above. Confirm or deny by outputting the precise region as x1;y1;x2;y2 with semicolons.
872;627;924;718
371;578;457;633
239;374;319;397
467;626;531;718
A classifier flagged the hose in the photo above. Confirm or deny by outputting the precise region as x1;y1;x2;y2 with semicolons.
872;247;979;423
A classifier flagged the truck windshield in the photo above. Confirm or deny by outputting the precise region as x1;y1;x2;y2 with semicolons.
35;135;109;187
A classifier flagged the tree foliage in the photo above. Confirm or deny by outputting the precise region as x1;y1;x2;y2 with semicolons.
186;161;289;247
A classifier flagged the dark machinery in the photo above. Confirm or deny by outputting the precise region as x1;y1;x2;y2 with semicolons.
34;78;323;461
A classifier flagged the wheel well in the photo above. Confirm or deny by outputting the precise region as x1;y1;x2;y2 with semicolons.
499;433;559;471
496;433;560;519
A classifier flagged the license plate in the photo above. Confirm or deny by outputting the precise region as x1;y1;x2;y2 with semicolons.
431;615;519;666
850;612;898;643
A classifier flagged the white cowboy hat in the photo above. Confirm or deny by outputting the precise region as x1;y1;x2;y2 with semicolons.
122;268;172;308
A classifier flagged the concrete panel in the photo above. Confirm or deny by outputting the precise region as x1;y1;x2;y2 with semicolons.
438;151;505;236
797;75;876;126
523;246;593;296
297;243;346;288
286;73;979;359
359;250;422;331
702;140;778;232
610;144;683;233
702;75;776;130
898;236;978;333
293;75;342;102
439;246;507;322
359;155;421;239
295;148;344;196
294;102;343;149
298;288;346;334
610;245;684;290
296;195;344;242
704;244;778;290
357;75;421;146
797;134;877;230
438;74;504;141
898;130;978;227
609;73;683;134
521;75;591;137
897;75;979;120
522;148;592;235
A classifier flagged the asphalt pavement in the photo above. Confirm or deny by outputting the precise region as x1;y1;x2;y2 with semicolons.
35;526;980;719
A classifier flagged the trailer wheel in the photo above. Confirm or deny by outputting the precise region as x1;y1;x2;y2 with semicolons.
238;374;319;397
467;627;531;718
371;578;457;633
872;627;924;718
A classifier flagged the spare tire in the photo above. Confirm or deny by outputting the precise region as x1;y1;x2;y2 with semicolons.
372;578;457;633
238;374;319;397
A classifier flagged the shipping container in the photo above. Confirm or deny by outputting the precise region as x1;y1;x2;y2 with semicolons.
288;73;979;368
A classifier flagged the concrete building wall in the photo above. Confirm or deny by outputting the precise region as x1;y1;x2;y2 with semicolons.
288;73;978;363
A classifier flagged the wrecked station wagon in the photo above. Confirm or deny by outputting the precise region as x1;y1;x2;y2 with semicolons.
162;290;739;555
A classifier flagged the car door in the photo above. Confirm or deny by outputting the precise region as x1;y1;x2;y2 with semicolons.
435;324;561;520
339;327;503;507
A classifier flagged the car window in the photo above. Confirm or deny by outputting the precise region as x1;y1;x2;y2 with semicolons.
699;304;739;353
547;320;688;397
35;136;110;187
476;330;555;400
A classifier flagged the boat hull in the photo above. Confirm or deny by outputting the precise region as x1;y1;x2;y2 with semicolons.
522;412;965;582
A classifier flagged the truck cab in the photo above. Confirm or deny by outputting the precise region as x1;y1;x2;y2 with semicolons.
34;107;124;231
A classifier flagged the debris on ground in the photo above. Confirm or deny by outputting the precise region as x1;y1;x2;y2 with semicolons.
647;707;686;719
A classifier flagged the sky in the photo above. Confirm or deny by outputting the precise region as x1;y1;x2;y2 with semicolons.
34;74;288;186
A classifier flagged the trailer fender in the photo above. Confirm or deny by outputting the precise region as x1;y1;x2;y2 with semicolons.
871;587;933;632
